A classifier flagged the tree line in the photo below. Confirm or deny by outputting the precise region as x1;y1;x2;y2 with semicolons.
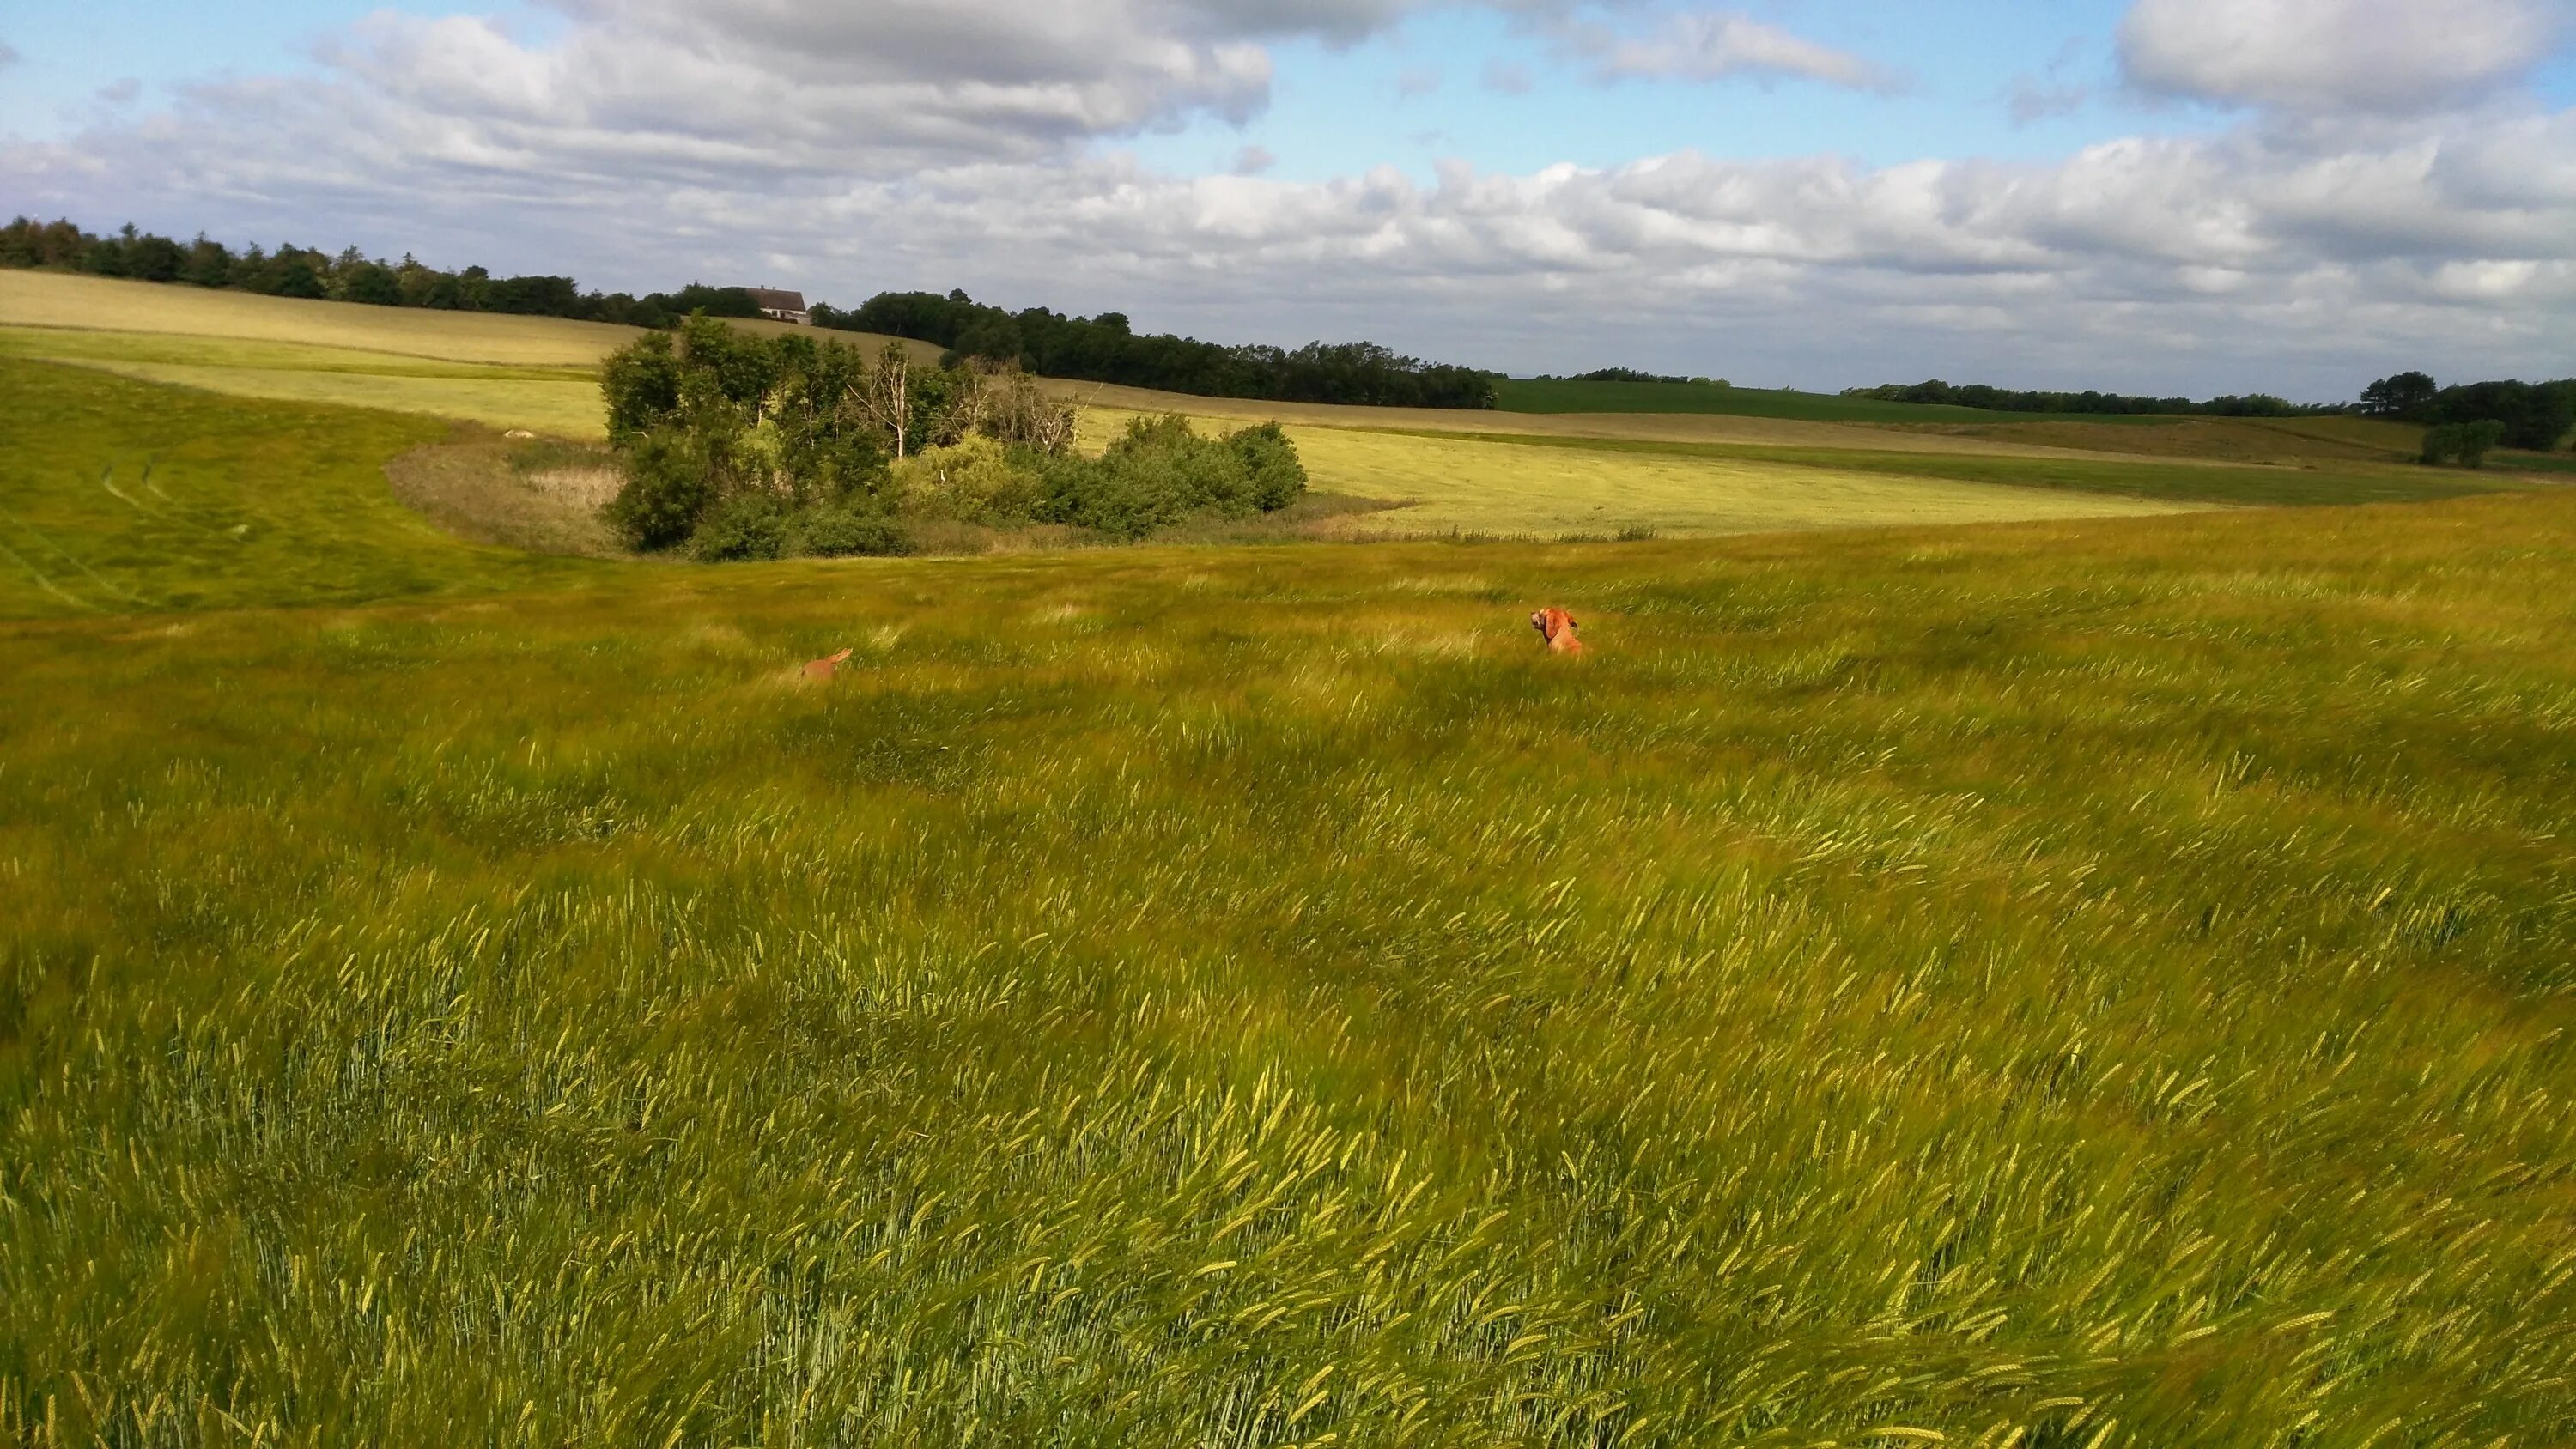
830;291;1497;410
602;318;1307;561
1843;379;2339;418
2;215;765;329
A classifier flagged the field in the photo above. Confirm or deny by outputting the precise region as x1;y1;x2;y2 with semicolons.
7;341;2576;1445
6;272;2524;544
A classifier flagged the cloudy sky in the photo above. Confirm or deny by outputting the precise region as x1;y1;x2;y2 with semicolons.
3;0;2573;397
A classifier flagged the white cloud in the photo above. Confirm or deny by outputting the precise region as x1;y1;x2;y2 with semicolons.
0;39;21;70
1565;11;1901;92
1481;58;1534;94
2119;0;2567;113
3;1;2573;396
1396;65;1443;98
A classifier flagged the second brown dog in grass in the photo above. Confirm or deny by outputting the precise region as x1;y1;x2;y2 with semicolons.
1530;608;1584;655
803;647;854;681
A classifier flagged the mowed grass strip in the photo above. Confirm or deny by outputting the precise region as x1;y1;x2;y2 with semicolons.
4;346;2576;1441
0;358;593;615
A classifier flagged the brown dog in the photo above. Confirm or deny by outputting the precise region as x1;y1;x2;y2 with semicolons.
803;646;854;681
1530;608;1584;654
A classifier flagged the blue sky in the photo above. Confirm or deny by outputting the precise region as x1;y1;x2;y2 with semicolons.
4;0;2574;396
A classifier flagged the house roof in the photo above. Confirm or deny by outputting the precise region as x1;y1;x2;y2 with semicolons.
746;288;807;312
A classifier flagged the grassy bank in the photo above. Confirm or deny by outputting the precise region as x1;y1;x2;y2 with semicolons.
6;359;2576;1443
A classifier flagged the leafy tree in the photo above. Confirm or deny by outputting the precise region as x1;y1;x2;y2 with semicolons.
337;259;403;306
605;431;715;549
2360;371;2437;420
183;234;236;288
125;231;187;283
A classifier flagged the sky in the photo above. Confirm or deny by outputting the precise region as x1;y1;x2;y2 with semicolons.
3;0;2573;397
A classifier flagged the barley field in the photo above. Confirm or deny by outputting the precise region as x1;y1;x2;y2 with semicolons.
6;357;2576;1445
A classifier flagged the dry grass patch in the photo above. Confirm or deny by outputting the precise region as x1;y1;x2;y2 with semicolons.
381;432;625;557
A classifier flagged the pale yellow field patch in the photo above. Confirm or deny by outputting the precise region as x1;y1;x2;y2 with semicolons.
33;357;609;439
0;270;647;367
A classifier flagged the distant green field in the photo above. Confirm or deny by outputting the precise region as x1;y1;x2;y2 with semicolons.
1491;377;2170;424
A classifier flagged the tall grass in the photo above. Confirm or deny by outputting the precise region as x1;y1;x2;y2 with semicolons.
6;361;2576;1443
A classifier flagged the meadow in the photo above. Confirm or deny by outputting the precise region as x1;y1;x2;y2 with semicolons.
6;351;2576;1445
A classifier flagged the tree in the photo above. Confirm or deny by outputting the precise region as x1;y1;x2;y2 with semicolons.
338;259;403;306
851;342;915;458
2360;371;2438;420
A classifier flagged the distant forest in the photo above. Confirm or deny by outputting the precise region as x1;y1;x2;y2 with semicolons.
1845;379;2342;418
830;292;1497;410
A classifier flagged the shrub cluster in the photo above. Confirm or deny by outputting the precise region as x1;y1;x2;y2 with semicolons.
2421;420;2507;469
599;319;1305;560
828;290;1496;410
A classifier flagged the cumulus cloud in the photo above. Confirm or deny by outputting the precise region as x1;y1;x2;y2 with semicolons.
2119;0;2567;113
1482;58;1534;94
1564;11;1902;91
2;0;2572;395
1396;65;1443;98
0;39;21;70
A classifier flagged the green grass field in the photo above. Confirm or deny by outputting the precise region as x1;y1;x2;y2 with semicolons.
8;356;2576;1444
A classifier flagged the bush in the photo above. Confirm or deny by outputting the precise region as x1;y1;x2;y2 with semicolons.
1229;422;1306;512
890;436;1039;524
2421;420;2506;469
604;431;714;549
799;508;914;557
1033;415;1308;540
690;493;790;561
